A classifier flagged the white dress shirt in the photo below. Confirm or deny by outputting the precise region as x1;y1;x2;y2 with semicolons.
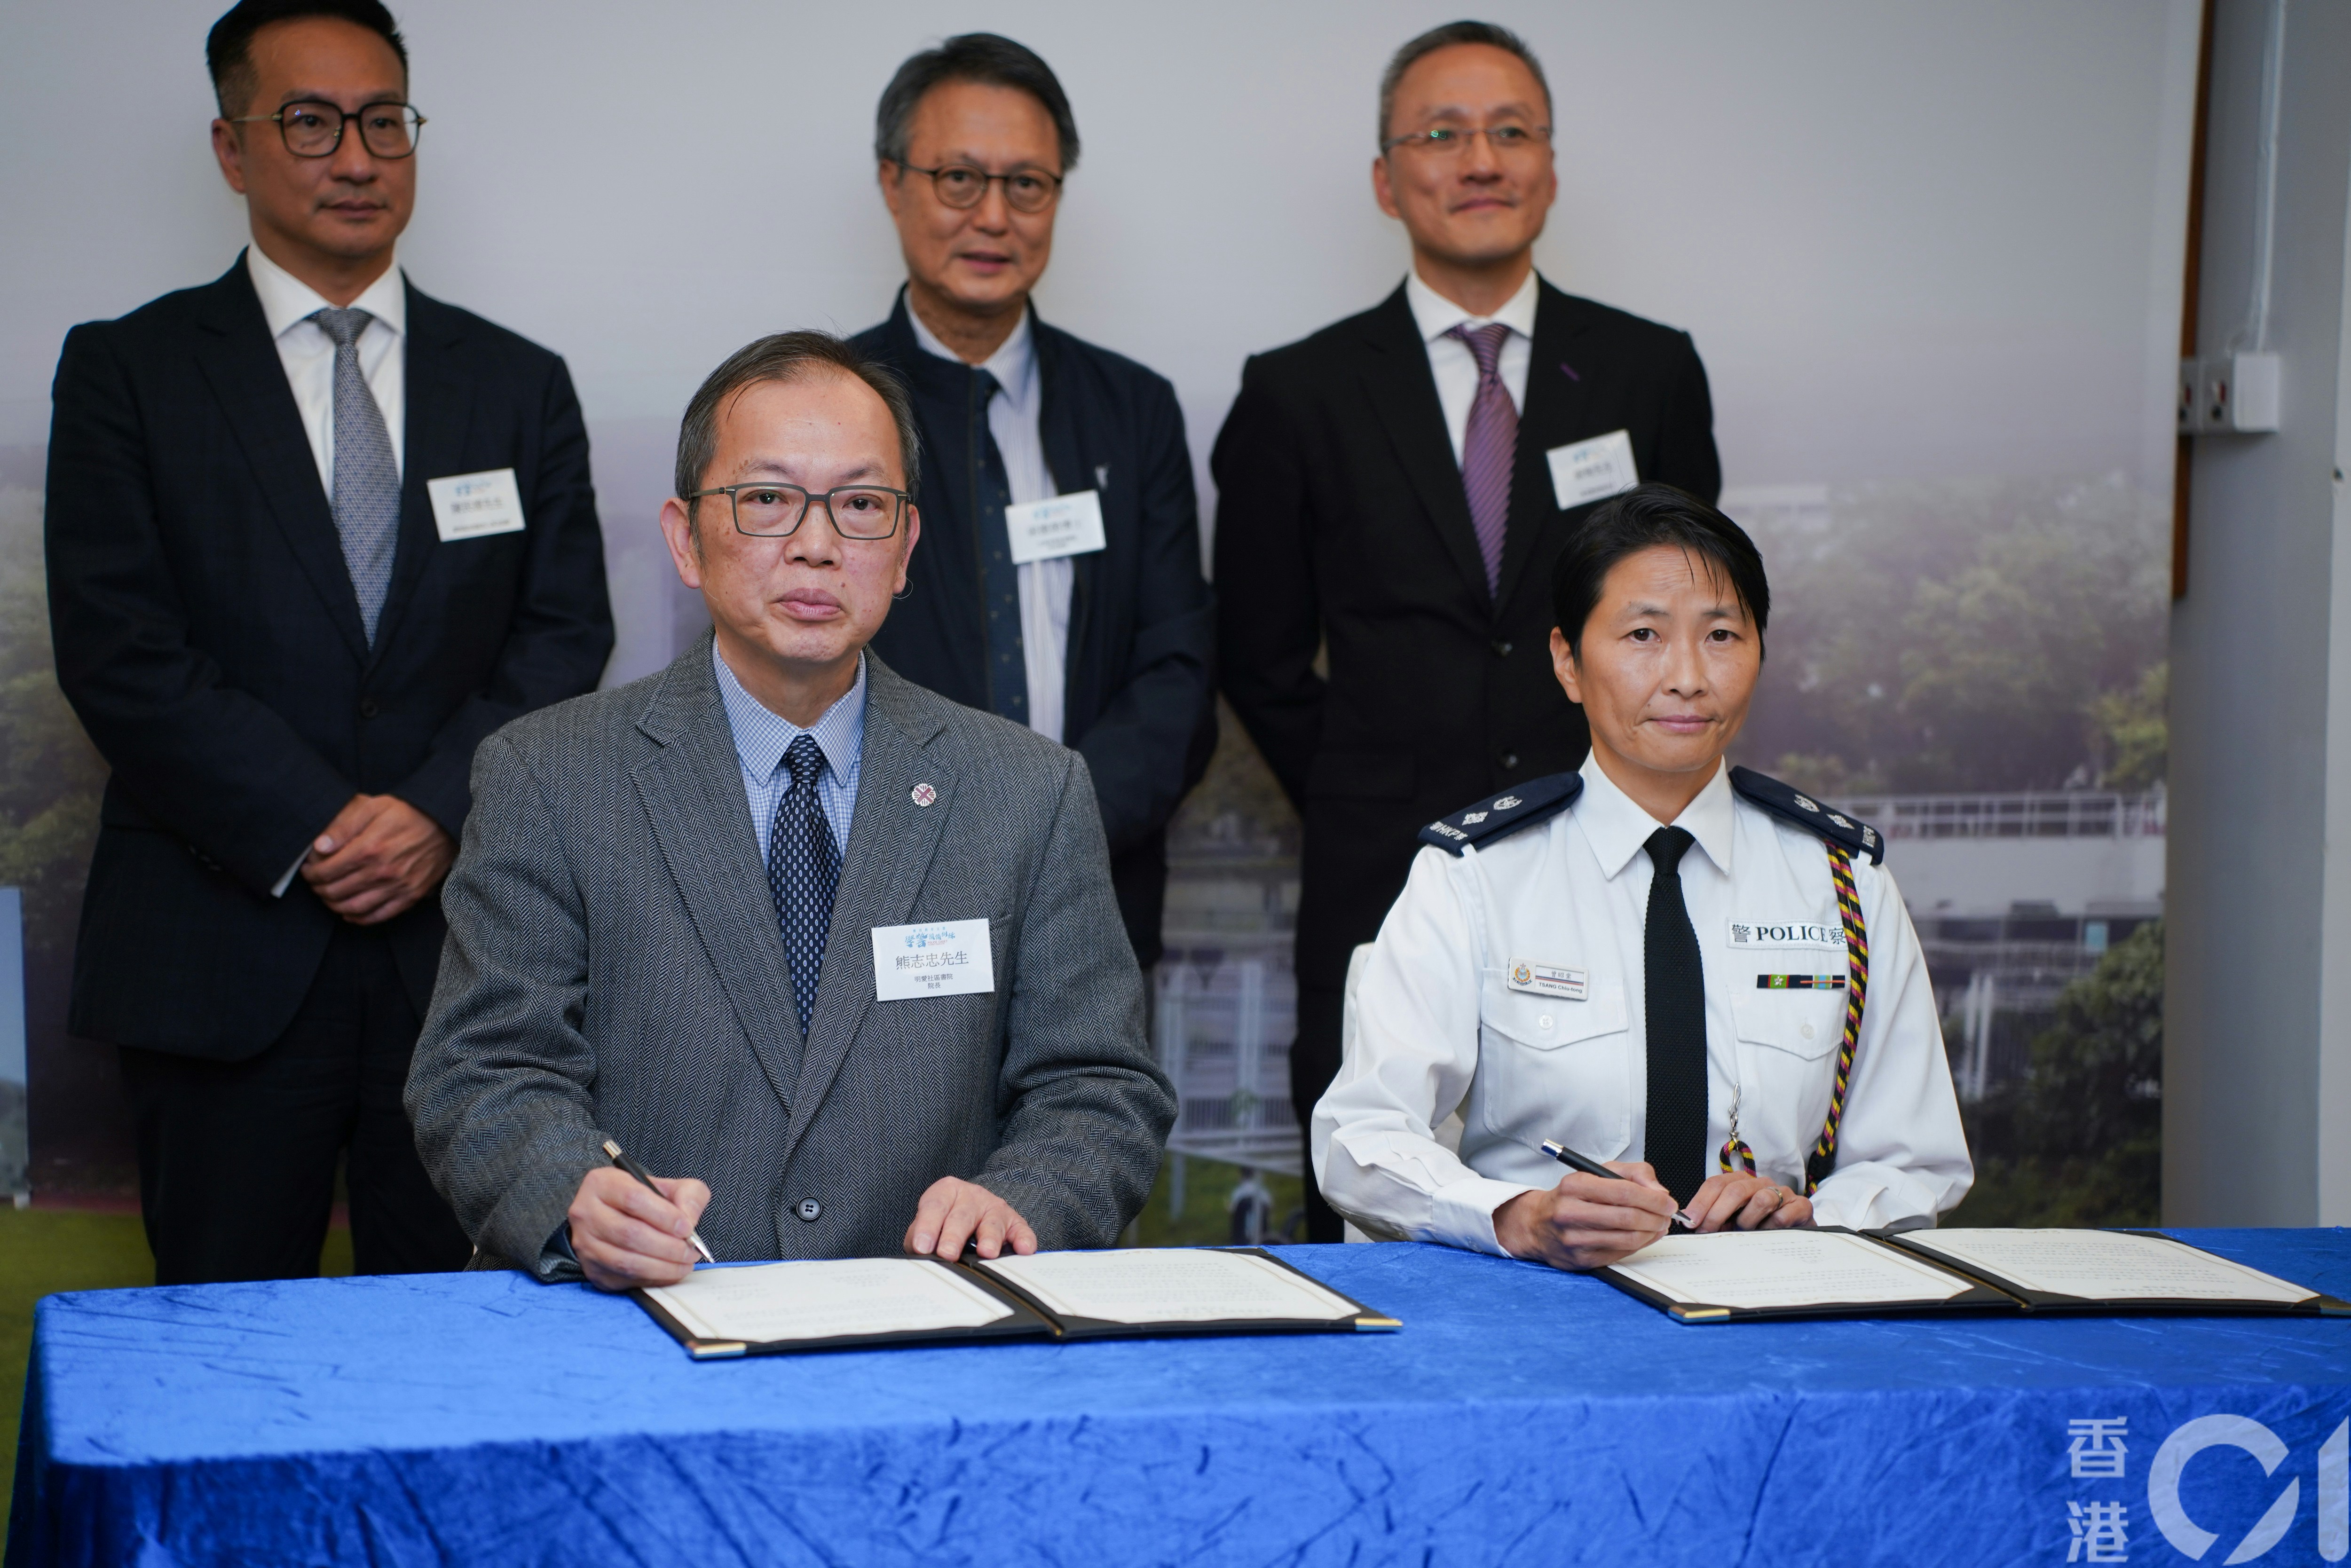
1405;267;1538;467
712;642;867;862
245;244;406;491
906;306;1074;744
249;245;408;897
1312;755;1973;1255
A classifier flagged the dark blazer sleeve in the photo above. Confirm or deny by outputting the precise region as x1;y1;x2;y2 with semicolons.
392;355;613;840
1072;376;1214;855
1651;332;1722;505
46;323;354;892
1209;355;1322;810
977;753;1177;1248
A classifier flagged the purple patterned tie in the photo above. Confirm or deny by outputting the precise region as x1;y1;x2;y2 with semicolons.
1448;321;1516;598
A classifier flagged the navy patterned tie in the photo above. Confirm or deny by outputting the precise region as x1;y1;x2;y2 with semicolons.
1642;826;1709;1205
309;307;400;642
767;734;841;1038
1447;321;1515;599
969;368;1028;724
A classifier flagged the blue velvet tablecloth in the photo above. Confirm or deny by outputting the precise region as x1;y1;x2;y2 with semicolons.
10;1231;2351;1568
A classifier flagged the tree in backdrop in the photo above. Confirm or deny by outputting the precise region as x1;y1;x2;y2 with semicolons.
1738;476;2169;796
0;484;104;966
1945;919;2163;1227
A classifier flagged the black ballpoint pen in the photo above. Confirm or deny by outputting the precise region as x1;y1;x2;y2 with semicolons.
1540;1139;1697;1232
603;1138;716;1264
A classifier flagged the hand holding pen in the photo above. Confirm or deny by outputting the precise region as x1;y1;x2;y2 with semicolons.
1491;1139;1687;1273
563;1140;715;1293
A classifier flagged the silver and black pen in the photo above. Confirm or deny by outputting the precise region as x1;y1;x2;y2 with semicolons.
1540;1139;1698;1232
603;1138;715;1264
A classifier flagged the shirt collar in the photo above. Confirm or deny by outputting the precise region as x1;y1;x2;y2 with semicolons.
711;640;867;788
906;299;1039;414
1404;266;1540;347
246;244;407;343
1575;753;1736;880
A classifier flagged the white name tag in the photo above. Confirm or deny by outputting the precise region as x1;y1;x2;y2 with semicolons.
1727;920;1848;952
1506;959;1588;1001
871;919;996;1001
426;468;527;541
1002;490;1107;565
1546;430;1640;509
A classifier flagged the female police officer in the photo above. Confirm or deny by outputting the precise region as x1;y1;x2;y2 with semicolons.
1311;484;1971;1271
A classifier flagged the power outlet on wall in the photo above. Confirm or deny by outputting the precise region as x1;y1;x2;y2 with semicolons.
2178;352;2282;433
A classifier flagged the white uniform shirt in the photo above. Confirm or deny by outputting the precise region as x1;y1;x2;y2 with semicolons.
1312;755;1972;1255
1405;267;1538;465
906;306;1073;743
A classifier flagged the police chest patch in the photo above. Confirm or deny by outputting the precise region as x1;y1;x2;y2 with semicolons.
1727;919;1847;952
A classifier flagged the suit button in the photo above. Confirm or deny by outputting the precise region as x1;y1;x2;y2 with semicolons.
796;1198;821;1222
1500;752;1520;769
1491;640;1513;657
358;697;380;719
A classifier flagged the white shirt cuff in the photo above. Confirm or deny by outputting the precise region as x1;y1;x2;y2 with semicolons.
1430;1173;1538;1258
270;846;309;898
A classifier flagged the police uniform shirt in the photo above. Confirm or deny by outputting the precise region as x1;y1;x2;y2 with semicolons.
1310;754;1973;1255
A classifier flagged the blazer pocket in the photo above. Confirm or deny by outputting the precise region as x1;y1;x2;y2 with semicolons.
1306;750;1415;800
1734;995;1841;1061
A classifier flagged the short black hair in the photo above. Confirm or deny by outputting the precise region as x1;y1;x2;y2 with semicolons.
207;0;407;118
1551;484;1770;661
674;331;924;542
875;33;1079;173
1378;20;1552;147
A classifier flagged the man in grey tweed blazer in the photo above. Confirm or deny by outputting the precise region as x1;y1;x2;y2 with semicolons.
407;330;1174;1287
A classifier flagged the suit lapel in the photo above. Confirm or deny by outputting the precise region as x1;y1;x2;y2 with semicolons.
631;643;807;1112
778;658;956;1168
191;260;370;662
369;280;473;663
1357;284;1490;608
1496;280;1603;616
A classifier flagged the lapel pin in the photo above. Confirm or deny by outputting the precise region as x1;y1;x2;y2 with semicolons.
911;783;937;807
1560;361;1580;381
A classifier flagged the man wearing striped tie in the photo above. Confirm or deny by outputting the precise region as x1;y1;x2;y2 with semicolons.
44;0;613;1283
1213;21;1723;1240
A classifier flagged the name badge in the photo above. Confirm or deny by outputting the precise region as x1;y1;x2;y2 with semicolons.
1546;430;1640;510
1727;920;1848;952
426;468;527;541
1506;959;1588;1001
1003;490;1107;565
871;919;995;1001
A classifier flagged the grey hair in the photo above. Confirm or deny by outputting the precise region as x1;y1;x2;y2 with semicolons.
673;331;923;528
1377;20;1552;147
875;32;1079;172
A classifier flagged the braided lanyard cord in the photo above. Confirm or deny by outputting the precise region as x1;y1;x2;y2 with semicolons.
1804;842;1869;1194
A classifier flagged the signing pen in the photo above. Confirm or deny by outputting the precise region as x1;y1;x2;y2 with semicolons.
1540;1139;1697;1232
603;1139;715;1264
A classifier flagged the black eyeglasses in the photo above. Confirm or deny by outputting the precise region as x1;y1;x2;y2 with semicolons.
1382;124;1551;157
229;100;426;159
687;482;911;540
896;162;1063;214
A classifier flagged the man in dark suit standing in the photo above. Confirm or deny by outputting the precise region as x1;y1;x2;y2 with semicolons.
44;0;613;1283
853;34;1214;971
1211;21;1721;1239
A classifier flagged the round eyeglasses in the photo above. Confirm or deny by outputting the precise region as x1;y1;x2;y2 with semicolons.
229;100;426;159
687;482;911;540
896;162;1063;214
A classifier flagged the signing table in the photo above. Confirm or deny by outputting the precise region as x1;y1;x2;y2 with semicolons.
10;1232;2351;1567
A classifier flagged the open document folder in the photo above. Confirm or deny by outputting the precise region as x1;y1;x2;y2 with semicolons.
631;1246;1401;1359
1598;1227;2351;1324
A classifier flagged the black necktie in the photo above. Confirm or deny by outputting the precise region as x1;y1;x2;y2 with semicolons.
766;734;840;1038
969;368;1027;725
1642;826;1708;1204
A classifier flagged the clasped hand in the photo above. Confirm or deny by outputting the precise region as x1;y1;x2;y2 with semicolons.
1494;1162;1815;1272
300;792;455;924
566;1169;1036;1292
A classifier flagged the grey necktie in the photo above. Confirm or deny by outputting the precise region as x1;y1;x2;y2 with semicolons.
309;307;399;642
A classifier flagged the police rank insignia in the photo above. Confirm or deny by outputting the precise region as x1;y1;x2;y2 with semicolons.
1727;766;1885;864
1419;772;1585;855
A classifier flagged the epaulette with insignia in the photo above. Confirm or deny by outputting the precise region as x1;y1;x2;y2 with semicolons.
1418;772;1584;856
1728;766;1883;864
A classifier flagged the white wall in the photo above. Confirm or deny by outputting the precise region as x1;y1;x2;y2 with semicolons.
2167;0;2351;1226
0;0;2198;684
